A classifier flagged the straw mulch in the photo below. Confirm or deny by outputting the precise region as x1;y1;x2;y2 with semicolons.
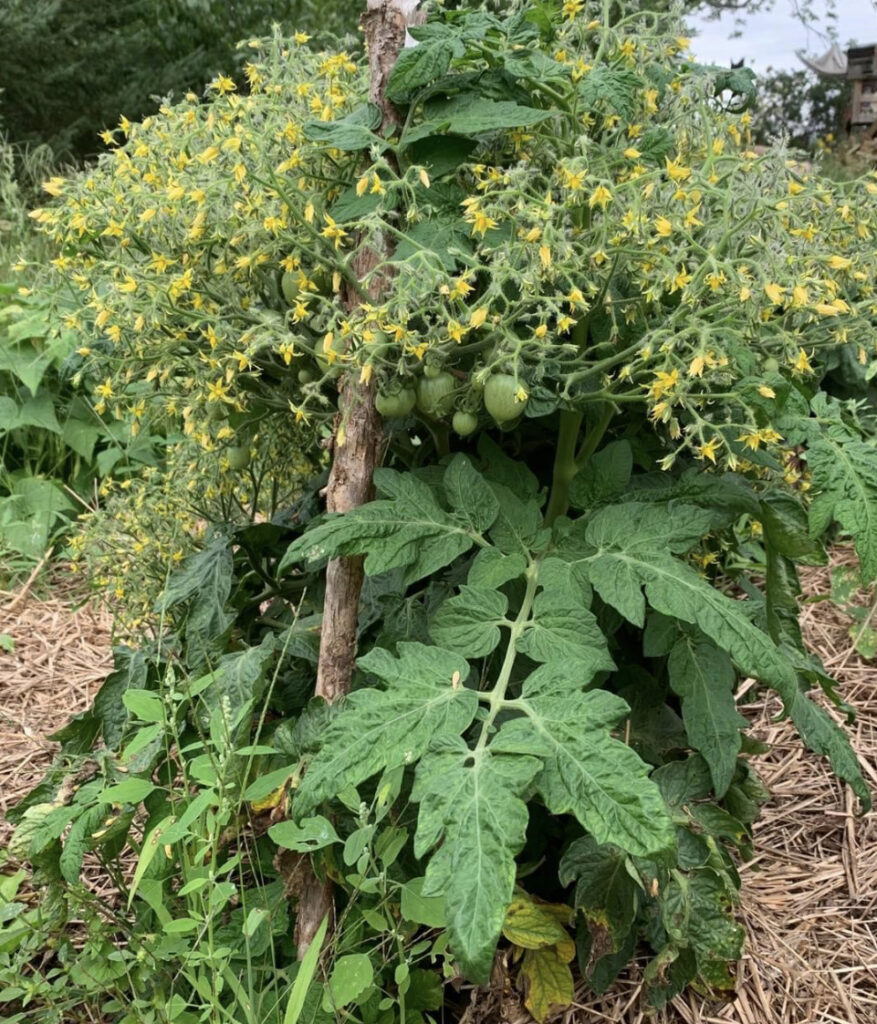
0;573;113;847
0;555;875;1024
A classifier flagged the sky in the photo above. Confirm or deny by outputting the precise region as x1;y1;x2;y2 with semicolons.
688;0;877;74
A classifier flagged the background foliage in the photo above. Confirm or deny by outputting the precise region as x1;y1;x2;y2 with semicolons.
0;0;359;161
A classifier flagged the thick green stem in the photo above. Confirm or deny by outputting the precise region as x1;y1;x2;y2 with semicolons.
575;403;615;467
544;410;583;526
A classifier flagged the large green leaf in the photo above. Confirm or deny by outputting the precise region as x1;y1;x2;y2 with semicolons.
303;103;383;150
413;739;541;984
443;454;500;533
280;469;482;584
194;635;276;734
569;440;632;510
559;836;639;951
429;586;509;657
0;341;53;394
571;509;870;810
516;559;614;678
808;432;877;582
494;679;674;856
386;35;463;103
293;643;477;815
414;94;552;138
579;67;642;120
667;637;746;798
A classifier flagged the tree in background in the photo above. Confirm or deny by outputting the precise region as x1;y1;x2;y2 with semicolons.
753;67;851;150
0;0;359;161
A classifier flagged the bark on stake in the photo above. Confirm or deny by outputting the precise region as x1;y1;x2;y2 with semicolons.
293;0;422;959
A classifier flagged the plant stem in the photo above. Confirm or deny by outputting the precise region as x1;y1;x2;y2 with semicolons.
575;403;615;467
475;565;540;752
544;410;583;526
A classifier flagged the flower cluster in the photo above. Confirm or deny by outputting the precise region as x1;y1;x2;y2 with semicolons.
26;5;877;487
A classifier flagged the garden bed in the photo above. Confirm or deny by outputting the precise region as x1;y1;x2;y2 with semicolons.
0;557;874;1024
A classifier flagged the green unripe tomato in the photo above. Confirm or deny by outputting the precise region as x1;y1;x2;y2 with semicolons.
280;271;301;307
763;357;780;374
416;372;455;419
375;386;417;418
226;445;251;471
298;368;314;384
484;374;527;423
207;402;227;423
452;410;479;437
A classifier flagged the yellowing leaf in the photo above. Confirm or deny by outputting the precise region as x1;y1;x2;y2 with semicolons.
250;783;286;814
502;894;569;950
521;947;574;1022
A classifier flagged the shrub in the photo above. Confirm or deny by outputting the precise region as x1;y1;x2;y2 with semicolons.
13;1;877;1018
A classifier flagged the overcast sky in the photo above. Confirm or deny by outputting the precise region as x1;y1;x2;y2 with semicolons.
688;0;877;73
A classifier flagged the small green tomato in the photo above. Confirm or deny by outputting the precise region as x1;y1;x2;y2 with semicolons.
484;374;528;424
226;445;251;471
415;372;455;419
280;271;301;307
452;410;479;437
375;386;417;418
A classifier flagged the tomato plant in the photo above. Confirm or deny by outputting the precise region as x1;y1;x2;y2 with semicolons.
14;0;877;1019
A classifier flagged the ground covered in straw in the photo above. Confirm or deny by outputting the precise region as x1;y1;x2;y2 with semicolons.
0;556;874;1023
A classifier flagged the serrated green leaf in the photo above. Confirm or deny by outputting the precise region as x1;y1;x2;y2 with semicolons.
667;637;746;798
579;67;641;119
478;435;541;500
516;560;614;678
303;103;383;150
386;38;462;103
637;126;674;165
585;502;714;557
294;643;477;815
468;547;527;589
394;215;473;271
157;535;233;612
569;441;632;510
558;836;638;951
653;756;713;810
412;740;541;984
808;432;877;581
687;868;745;966
575;514;870;809
487;483;546;556
193;635;275;732
59;806;104;883
494;684;674;856
430;586;508;657
280;470;477;584
444;453;500;533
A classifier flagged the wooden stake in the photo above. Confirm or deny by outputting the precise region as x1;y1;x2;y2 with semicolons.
293;0;420;959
